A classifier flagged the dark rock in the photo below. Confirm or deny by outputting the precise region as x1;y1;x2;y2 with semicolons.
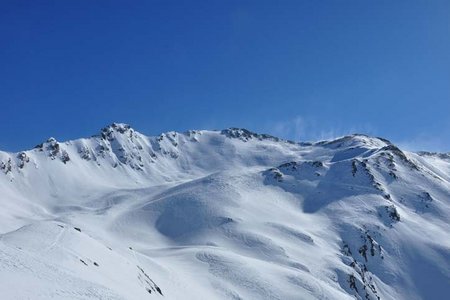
17;152;30;169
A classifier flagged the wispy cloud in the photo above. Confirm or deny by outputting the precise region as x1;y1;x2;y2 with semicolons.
264;115;450;152
270;116;306;141
263;115;376;143
396;133;450;153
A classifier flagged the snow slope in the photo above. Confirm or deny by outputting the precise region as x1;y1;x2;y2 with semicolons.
0;123;449;299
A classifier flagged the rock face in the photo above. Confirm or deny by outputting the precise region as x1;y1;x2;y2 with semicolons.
0;124;449;300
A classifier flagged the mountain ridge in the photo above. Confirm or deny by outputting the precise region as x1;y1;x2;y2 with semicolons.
0;123;449;299
0;122;411;175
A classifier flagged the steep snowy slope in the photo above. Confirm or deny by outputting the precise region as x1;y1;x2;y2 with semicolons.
0;123;449;299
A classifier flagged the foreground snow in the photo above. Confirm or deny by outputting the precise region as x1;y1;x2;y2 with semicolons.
0;124;449;299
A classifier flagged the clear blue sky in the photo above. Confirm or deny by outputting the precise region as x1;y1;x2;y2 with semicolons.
1;1;449;152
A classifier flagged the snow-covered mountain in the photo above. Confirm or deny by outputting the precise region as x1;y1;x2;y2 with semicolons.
1;123;449;300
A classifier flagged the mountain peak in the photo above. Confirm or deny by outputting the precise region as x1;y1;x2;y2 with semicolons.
46;137;58;143
101;122;132;133
221;127;284;142
317;133;392;150
99;123;134;140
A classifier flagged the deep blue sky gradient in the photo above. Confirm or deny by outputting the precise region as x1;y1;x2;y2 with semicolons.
1;1;449;152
